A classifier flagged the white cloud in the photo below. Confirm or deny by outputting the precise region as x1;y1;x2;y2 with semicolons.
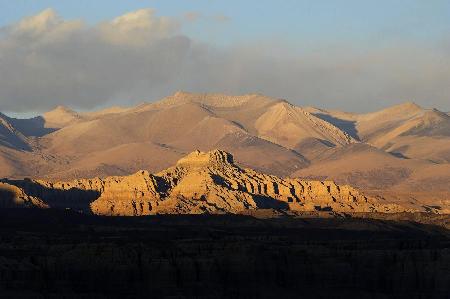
14;8;60;35
99;8;179;46
11;8;83;43
0;8;189;112
0;8;449;113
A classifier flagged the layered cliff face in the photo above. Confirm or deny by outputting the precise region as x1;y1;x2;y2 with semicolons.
2;149;407;215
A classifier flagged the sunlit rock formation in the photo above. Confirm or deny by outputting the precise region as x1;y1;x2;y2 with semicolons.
2;149;407;215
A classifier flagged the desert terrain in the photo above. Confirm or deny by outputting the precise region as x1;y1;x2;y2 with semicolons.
2;92;450;298
1;92;450;213
1;149;409;215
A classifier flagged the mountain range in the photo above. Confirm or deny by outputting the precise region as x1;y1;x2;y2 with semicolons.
1;91;450;211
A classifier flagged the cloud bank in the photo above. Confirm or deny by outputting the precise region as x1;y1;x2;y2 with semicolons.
1;8;449;113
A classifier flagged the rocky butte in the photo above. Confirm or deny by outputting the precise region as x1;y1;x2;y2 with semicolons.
1;149;409;215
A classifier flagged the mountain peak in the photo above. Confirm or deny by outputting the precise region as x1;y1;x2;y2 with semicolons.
362;101;423;120
176;149;234;168
173;90;192;98
400;101;422;110
389;101;423;113
48;105;76;114
42;105;81;128
160;92;275;108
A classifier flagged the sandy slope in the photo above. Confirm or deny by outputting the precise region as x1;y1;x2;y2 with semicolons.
292;143;450;211
1;92;450;209
21;93;318;178
312;102;450;162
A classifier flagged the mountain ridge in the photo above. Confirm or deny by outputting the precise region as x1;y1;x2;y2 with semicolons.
1;92;450;213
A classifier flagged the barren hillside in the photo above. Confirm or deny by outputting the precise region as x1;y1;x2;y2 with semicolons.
1;92;450;210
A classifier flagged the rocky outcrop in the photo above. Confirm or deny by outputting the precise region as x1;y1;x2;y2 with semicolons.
0;182;48;208
3;149;407;215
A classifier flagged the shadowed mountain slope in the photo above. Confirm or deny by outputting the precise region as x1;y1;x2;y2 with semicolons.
0;113;31;151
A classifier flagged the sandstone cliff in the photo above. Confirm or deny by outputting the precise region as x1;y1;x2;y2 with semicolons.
2;149;407;215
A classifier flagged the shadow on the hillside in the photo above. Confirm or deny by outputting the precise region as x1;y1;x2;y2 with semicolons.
0;188;21;208
314;113;360;140
252;195;289;209
389;151;410;159
4;179;100;213
0;126;32;151
9;116;57;137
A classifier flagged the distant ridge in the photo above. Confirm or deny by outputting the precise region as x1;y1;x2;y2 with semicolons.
131;91;277;112
159;91;275;108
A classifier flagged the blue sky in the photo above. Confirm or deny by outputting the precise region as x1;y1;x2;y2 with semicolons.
2;0;449;47
0;1;449;114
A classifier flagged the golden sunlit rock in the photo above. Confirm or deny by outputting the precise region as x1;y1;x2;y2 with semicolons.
2;149;408;215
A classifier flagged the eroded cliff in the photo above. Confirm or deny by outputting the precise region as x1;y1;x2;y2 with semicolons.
1;149;407;215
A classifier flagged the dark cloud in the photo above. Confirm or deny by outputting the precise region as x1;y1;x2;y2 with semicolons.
0;8;449;113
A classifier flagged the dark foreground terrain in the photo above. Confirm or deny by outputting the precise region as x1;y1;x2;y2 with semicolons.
0;209;449;298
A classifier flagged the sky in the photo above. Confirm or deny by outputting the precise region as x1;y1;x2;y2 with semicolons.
0;0;449;115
